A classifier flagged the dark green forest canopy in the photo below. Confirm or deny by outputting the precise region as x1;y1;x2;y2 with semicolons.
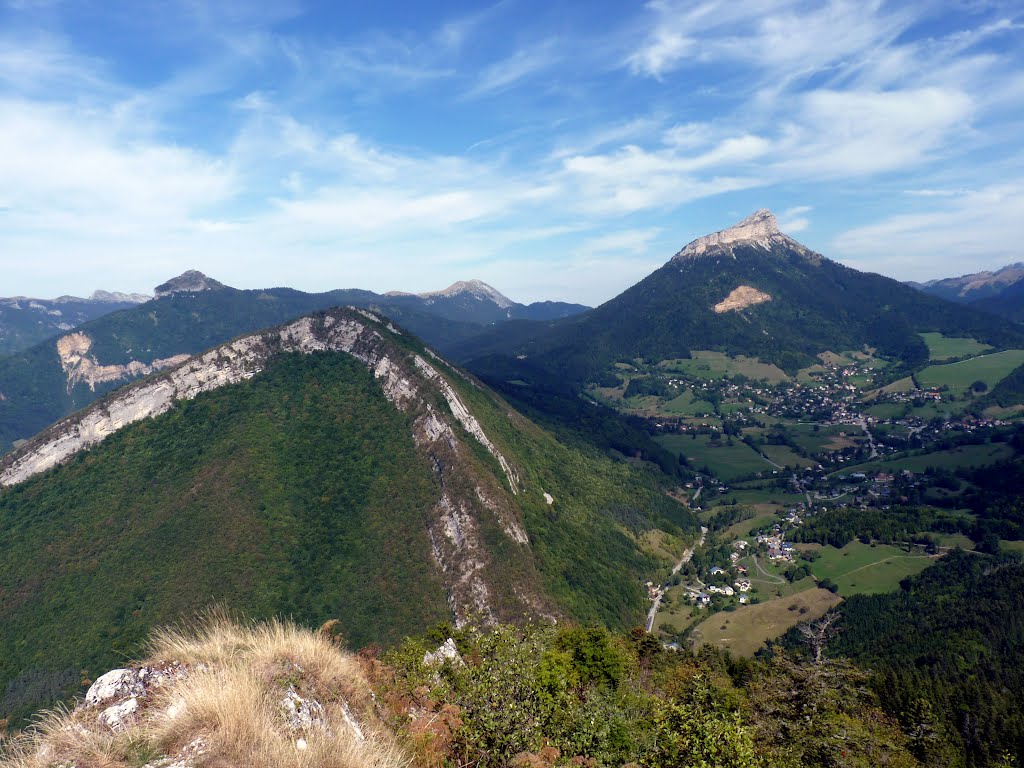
791;550;1024;766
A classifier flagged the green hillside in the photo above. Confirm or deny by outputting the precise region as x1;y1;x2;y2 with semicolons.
0;320;697;724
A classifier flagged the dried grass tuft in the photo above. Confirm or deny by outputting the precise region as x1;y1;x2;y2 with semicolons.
1;614;409;768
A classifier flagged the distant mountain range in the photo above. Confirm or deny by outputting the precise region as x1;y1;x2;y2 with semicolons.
909;262;1024;324
0;290;149;357
0;273;588;453
909;262;1024;303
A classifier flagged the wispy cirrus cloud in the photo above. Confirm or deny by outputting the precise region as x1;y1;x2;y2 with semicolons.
834;184;1024;279
463;39;561;98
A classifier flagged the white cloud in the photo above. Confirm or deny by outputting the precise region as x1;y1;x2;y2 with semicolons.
0;99;232;224
465;40;560;97
779;205;812;232
627;0;911;84
833;184;1024;279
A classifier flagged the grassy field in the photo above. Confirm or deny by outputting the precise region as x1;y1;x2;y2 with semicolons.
916;349;1024;394
865;402;908;420
837;442;1014;476
1000;540;1024;554
661;389;716;416
761;443;816;468
655;434;775;481
788;422;864;453
879;376;916;394
721;511;779;540
714;488;804;506
653;587;707;635
660;351;789;384
919;333;993;361
689;588;843;656
809;541;937;595
935;533;976;550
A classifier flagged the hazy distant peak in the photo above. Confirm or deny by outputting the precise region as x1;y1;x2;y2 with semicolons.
89;289;150;304
920;262;1024;296
673;209;814;261
389;279;516;308
154;270;226;298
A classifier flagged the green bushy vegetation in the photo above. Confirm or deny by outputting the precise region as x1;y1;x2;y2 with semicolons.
376;621;921;768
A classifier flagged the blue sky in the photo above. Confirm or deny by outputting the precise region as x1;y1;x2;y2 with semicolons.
1;0;1022;305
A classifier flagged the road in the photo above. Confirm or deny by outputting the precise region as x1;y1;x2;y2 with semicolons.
750;554;785;584
857;416;879;459
646;526;707;632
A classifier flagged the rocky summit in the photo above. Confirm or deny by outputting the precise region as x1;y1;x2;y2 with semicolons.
672;209;817;261
154;270;227;298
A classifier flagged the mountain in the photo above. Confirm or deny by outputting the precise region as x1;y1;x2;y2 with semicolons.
0;274;585;455
463;210;1024;384
153;268;226;297
0;290;149;357
384;279;589;325
971;277;1024;324
0;307;696;723
911;262;1024;303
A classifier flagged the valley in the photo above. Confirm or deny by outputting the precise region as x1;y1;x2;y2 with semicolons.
577;333;1024;658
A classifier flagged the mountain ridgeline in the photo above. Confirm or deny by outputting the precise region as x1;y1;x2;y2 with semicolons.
462;211;1024;385
0;291;148;357
0;307;695;724
0;275;588;454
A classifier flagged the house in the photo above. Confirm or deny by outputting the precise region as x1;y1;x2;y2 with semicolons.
738;595;749;604
709;566;727;576
735;580;751;592
696;593;711;607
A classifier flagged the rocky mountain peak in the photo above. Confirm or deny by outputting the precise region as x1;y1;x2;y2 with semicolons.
388;279;516;309
154;270;226;298
672;209;814;261
430;280;514;308
88;289;151;304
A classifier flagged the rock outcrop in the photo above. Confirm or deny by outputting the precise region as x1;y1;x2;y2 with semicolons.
386;279;515;309
56;331;189;392
713;285;773;313
673;209;817;261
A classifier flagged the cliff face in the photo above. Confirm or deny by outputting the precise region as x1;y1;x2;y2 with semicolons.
0;307;534;625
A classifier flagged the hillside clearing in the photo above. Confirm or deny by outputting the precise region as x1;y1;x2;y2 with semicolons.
690;588;843;657
809;541;937;595
916;349;1024;394
919;332;993;361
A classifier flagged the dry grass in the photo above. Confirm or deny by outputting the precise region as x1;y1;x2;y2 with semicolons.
0;614;409;768
690;588;844;657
